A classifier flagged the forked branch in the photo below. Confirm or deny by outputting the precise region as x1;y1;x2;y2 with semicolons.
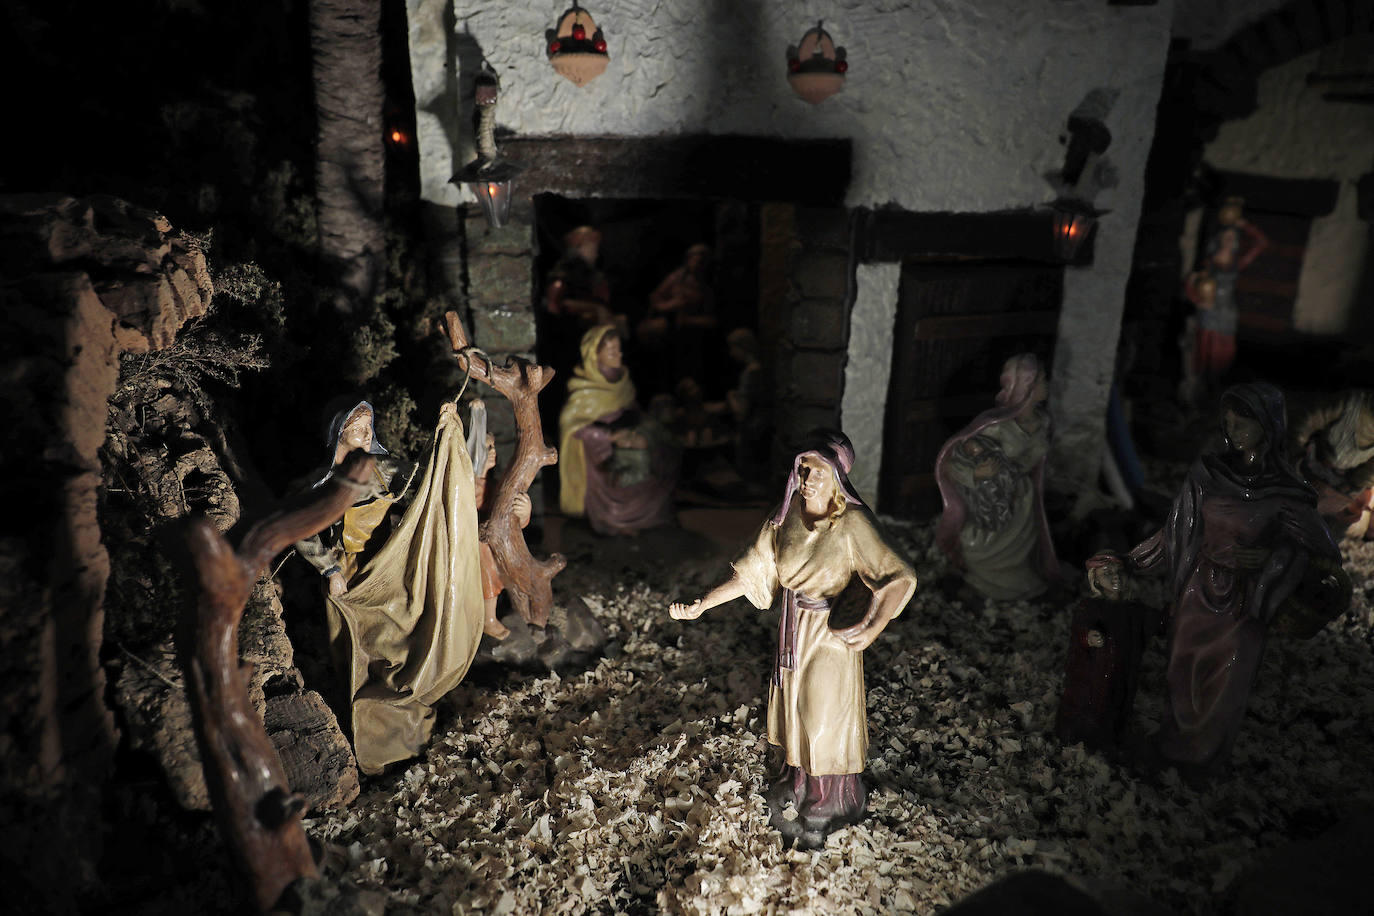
444;310;566;626
181;450;374;913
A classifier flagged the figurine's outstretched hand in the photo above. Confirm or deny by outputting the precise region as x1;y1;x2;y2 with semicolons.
669;599;704;620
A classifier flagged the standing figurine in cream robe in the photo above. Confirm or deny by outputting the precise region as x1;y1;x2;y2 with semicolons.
669;430;917;848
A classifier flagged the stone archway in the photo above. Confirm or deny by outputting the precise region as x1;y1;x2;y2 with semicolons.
1123;0;1374;388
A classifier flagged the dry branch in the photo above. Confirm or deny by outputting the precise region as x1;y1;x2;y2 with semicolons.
444;311;567;627
182;450;374;913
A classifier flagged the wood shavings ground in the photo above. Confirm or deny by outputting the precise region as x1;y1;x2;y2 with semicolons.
293;515;1374;915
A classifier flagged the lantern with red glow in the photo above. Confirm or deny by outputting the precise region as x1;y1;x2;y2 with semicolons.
546;4;609;88
786;22;848;104
1050;199;1103;261
451;68;524;228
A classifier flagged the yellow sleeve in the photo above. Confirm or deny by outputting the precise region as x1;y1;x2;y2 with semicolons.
730;518;780;610
847;509;918;617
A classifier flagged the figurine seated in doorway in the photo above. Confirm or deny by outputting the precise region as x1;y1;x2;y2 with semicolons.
558;325;678;535
638;243;716;384
935;353;1061;601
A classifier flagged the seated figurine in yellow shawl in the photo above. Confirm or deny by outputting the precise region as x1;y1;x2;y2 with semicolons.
296;400;485;774
669;430;917;849
558;325;678;535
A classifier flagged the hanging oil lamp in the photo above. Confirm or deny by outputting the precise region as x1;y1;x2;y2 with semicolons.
786;21;847;105
546;3;609;88
451;66;523;228
1050;198;1105;261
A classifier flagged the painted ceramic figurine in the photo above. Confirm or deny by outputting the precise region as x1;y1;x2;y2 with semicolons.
1192;197;1268;384
637;242;716;387
1054;553;1161;753
466;399;534;641
725;327;773;481
669;430;917;848
935;353;1060;600
1292;389;1374;539
545;225;616;329
295;400;485;773
1119;382;1340;778
558;325;677;535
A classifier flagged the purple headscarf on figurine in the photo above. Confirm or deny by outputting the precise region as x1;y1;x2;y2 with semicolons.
771;429;865;527
933;353;1059;580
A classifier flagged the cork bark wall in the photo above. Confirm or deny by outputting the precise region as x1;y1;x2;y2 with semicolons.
0;194;212;904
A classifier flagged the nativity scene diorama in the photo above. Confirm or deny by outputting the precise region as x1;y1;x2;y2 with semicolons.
9;2;1374;915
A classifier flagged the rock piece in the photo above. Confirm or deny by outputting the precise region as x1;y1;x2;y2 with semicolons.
265;692;360;813
564;599;609;654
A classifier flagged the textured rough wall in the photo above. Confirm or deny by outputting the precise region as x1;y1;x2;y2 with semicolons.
407;0;1176;493
1197;44;1374;335
411;0;1171;214
842;263;900;507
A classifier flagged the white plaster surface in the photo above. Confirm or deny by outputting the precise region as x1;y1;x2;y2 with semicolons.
408;0;1174;214
841;263;901;509
1202;44;1374;336
406;0;1177;491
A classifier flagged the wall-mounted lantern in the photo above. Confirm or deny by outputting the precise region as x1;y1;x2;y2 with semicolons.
1050;198;1105;261
787;22;847;105
546;4;608;88
451;67;524;228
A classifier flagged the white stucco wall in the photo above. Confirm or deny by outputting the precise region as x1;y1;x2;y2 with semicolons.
1192;44;1374;336
841;263;900;506
407;0;1176;491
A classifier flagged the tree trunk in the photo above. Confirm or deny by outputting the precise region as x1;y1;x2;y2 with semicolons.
310;0;386;314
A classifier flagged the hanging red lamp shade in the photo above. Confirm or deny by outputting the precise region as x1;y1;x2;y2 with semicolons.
546;5;608;88
786;22;848;104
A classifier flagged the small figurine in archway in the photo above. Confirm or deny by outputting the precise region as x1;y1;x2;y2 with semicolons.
1191;197;1268;385
935;354;1060;601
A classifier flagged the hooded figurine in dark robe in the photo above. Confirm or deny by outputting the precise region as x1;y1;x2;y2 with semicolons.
1124;382;1341;777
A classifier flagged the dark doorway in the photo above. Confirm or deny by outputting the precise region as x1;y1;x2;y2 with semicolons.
879;260;1063;518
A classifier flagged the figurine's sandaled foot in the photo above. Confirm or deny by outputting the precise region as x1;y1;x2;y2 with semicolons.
483;618;511;640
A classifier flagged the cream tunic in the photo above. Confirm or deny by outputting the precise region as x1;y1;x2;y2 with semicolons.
732;504;917;775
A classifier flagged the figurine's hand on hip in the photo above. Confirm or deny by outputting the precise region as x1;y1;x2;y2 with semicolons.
669;599;704;620
836;619;883;651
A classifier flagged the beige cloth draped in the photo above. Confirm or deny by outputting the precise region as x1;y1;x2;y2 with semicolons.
324;409;484;774
732;505;917;775
558;324;636;516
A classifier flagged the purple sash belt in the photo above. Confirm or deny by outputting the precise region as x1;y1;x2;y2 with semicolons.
775;590;829;686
